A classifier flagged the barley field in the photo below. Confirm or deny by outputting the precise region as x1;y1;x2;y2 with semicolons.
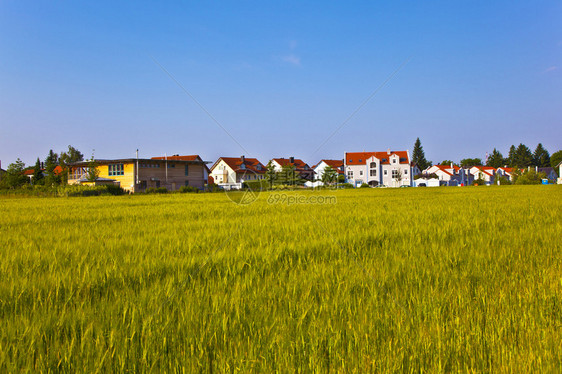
0;185;561;372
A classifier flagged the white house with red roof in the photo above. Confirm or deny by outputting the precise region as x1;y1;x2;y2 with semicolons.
557;161;562;184
269;157;314;181
304;159;344;187
209;156;266;190
422;164;472;186
344;150;415;187
469;166;496;184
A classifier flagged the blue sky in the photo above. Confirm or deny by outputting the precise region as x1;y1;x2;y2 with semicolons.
1;1;560;167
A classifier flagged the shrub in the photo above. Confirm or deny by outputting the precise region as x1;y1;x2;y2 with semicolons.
146;187;168;194
179;186;200;193
359;183;370;188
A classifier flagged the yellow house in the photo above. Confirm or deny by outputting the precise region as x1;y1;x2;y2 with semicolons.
68;155;210;193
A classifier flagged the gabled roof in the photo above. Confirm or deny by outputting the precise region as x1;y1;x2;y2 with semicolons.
345;151;409;166
23;165;64;176
312;159;344;173
271;158;311;171
211;157;267;174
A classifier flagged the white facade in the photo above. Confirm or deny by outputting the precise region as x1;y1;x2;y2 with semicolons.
345;151;413;187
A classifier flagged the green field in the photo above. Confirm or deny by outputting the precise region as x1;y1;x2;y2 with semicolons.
0;186;561;372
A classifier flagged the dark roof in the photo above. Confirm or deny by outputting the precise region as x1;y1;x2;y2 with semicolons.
69;158;210;166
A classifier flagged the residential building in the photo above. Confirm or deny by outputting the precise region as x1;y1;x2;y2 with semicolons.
469;166;496;185
422;164;472;186
209;156;266;190
24;165;64;182
305;159;344;187
558;161;562;185
344;150;415;187
537;167;558;182
68;155;209;193
269;157;314;181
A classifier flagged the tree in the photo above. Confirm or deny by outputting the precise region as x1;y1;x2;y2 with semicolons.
460;158;483;167
511;143;533;168
412;138;430;171
59;145;84;184
515;169;546;185
440;160;456;166
321;166;338;186
486;148;505;168
32;158;44;185
532;143;550;167
44;149;61;186
265;162;277;188
86;157;100;182
507;145;517;167
551;150;562;176
1;159;27;188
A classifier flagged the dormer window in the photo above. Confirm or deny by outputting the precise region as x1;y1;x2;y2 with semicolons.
359;159;362;162
392;159;396;164
240;164;246;170
370;162;376;168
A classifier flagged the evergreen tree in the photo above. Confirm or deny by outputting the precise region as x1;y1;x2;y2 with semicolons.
486;148;505;168
412;138;430;171
265;162;277;187
44;149;60;185
32;157;44;185
532;143;550;167
507;145;517;167
512;143;533;168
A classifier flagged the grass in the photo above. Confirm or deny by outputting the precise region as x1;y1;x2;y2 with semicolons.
0;185;561;372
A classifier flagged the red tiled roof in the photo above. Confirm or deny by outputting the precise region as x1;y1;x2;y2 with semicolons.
24;165;64;176
272;158;311;171
345;151;409;165
312;159;344;173
213;157;267;174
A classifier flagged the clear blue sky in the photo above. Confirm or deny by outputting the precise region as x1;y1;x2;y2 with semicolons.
1;1;560;167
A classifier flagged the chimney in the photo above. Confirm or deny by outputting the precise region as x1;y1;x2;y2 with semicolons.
387;148;391;155
290;156;294;163
450;162;453;168
241;155;245;163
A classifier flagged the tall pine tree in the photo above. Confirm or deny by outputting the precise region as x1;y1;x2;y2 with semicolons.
32;157;44;185
533;143;550;167
412;137;430;171
486;148;505;168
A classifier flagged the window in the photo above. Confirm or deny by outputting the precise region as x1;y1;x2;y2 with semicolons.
359;159;362;162
392;170;398;178
108;164;124;176
370;162;376;168
185;164;189;176
185;180;189;186
347;170;354;179
240;164;246;169
168;163;175;168
139;180;147;189
392;158;397;164
359;170;363;176
384;170;387;175
404;169;408;175
370;169;377;177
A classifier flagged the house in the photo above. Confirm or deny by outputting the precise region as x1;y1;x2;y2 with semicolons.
537;167;558;182
209;156;267;190
344;149;415;187
469;166;496;185
68;155;209;193
269;157;314;181
23;165;64;182
558;161;562;185
306;159;344;187
496;167;516;182
421;164;472;186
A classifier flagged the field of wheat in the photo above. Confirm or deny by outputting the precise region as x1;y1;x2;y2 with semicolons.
0;185;560;372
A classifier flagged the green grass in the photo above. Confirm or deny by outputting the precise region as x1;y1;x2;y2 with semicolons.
0;185;561;372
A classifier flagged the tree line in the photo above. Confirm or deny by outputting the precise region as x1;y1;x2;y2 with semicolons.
0;146;84;189
411;138;561;171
